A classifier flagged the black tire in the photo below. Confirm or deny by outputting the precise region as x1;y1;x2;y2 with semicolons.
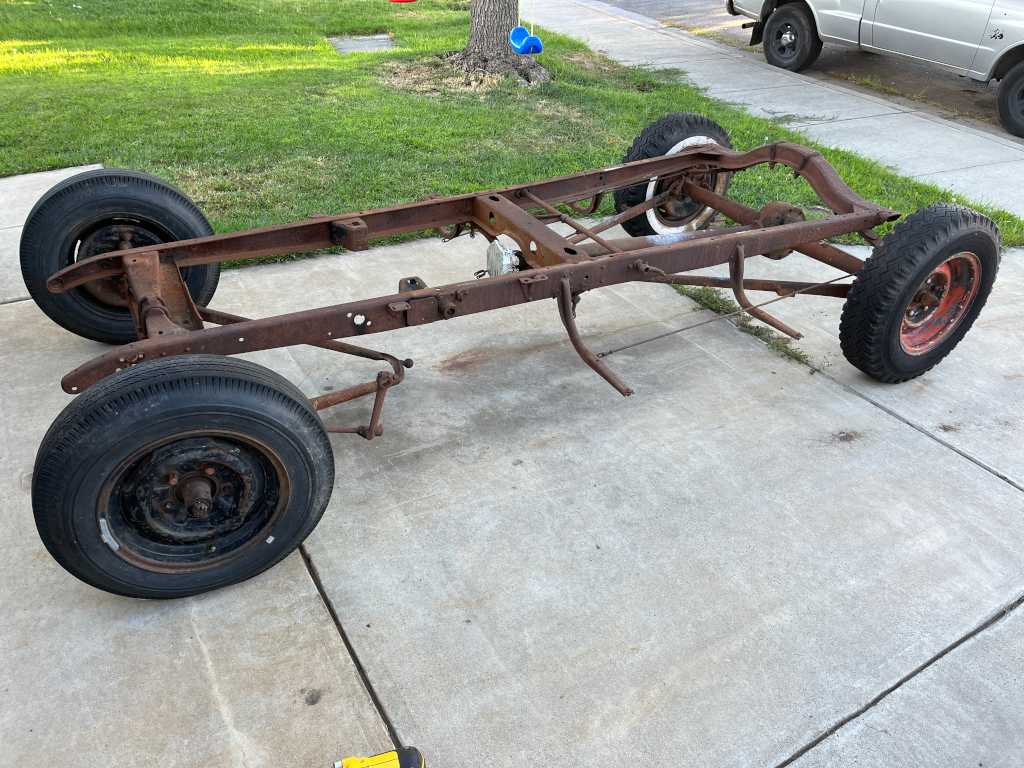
996;61;1024;138
32;355;334;599
20;169;220;346
763;2;822;72
613;112;733;238
839;204;1000;383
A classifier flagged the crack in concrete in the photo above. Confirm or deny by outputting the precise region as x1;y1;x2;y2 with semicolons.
190;607;252;768
774;591;1024;767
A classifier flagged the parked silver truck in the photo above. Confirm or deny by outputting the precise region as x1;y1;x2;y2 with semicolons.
726;0;1024;137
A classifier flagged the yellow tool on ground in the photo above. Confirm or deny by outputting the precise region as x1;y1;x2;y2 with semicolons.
335;746;425;768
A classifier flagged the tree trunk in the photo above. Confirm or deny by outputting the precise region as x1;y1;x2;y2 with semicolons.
449;0;552;84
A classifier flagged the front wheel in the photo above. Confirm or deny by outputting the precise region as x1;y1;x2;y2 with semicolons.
996;61;1024;138
32;356;335;599
763;2;822;72
838;204;1001;383
20;169;220;346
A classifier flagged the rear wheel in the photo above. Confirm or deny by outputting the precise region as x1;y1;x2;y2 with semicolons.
613;112;733;238
20;169;220;346
839;204;1000;383
32;356;334;599
763;2;822;72
996;61;1024;138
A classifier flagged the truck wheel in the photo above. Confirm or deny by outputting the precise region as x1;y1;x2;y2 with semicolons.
613;112;733;238
20;169;220;346
763;2;822;72
838;204;1000;383
996;61;1024;138
32;355;334;599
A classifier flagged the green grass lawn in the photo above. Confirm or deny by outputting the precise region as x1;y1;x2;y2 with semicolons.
2;0;1021;249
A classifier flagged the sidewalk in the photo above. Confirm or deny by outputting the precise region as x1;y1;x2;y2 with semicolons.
533;0;1024;218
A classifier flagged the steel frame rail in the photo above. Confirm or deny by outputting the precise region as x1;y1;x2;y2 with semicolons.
48;141;900;432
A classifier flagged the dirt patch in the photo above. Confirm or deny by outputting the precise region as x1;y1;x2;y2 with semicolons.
380;57;504;95
565;51;626;75
833;430;862;443
937;423;961;433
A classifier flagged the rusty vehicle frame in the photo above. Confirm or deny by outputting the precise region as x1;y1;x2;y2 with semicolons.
46;139;900;437
44;110;1008;601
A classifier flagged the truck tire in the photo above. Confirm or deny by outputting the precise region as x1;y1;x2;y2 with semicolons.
20;169;220;346
838;204;1000;383
32;355;334;599
763;2;822;72
996;60;1024;138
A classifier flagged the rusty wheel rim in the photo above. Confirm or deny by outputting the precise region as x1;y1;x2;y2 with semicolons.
76;223;164;307
66;219;170;315
96;430;291;574
900;251;982;356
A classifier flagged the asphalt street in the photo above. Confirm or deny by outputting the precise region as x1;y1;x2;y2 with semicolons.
599;0;1003;128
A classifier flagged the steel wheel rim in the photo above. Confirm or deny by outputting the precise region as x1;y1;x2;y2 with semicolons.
773;22;799;63
96;429;291;574
1012;81;1024;120
900;251;982;355
61;215;193;318
644;136;725;233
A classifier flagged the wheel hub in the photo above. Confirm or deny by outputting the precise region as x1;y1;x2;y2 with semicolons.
780;30;796;47
653;168;716;226
900;251;982;355
77;224;164;307
120;438;265;544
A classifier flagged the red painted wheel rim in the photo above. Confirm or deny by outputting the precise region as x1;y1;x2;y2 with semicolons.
900;251;982;355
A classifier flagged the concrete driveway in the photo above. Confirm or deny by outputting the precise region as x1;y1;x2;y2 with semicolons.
2;161;1023;766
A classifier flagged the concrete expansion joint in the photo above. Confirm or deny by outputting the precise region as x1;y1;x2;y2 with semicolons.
774;591;1024;767
817;369;1024;495
298;544;404;750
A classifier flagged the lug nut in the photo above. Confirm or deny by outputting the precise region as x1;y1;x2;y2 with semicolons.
204;466;216;476
167;472;179;485
164;500;174;510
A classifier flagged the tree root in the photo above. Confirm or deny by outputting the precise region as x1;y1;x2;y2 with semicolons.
447;49;553;85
